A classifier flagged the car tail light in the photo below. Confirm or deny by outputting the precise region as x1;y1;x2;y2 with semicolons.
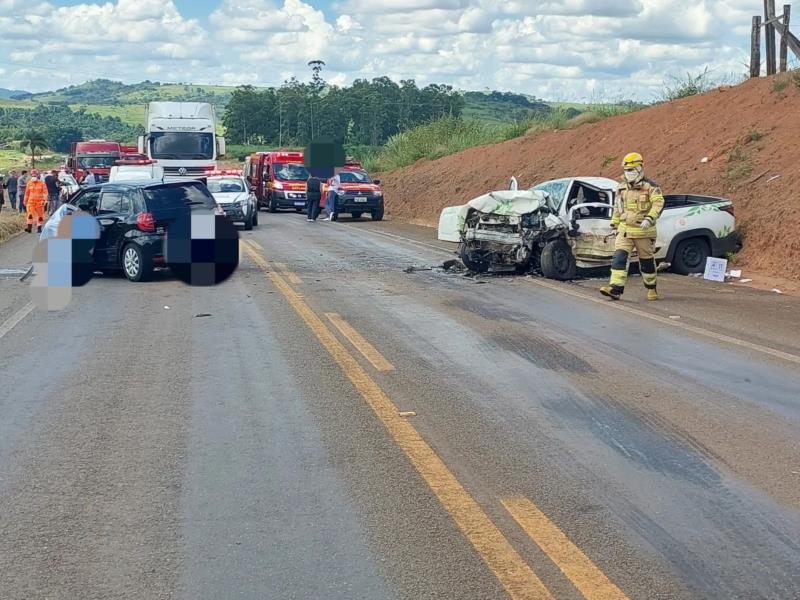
719;204;735;217
137;212;156;232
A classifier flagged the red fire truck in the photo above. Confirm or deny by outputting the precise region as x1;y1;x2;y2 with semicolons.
244;151;310;212
66;140;122;182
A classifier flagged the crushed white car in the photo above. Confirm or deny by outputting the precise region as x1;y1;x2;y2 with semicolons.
438;177;740;279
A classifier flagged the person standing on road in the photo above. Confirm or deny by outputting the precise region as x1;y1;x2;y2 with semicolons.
18;170;29;213
4;171;18;211
323;173;340;221
44;169;61;215
5;171;18;211
306;175;322;222
600;152;665;301
82;170;98;185
0;174;5;212
24;169;48;233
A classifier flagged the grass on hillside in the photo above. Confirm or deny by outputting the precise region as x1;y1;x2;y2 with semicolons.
362;103;642;172
0;98;37;109
69;103;145;126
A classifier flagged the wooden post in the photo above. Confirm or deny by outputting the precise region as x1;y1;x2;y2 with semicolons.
780;4;791;72
752;15;763;77
765;0;777;75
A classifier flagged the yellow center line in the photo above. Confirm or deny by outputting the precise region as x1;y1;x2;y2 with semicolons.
0;302;35;340
325;312;395;371
273;261;303;285
502;497;629;600
526;277;800;366
241;242;553;600
246;238;264;251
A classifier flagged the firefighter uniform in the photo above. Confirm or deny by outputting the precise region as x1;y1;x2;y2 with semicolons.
601;153;664;301
24;175;48;233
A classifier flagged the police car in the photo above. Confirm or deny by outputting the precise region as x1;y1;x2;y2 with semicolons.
206;170;258;230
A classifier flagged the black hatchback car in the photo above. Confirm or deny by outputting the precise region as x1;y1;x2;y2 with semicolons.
69;180;219;281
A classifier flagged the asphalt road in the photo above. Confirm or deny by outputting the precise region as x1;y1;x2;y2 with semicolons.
1;213;799;600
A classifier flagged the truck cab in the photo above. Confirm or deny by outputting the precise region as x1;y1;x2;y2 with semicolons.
138;102;225;182
67;140;122;183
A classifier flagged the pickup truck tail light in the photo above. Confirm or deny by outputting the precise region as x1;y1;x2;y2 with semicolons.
719;204;735;217
136;212;156;232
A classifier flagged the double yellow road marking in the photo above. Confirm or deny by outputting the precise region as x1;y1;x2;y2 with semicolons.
240;238;628;600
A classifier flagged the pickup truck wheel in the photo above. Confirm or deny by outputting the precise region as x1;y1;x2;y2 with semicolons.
540;239;577;280
672;237;709;274
268;194;278;213
460;243;491;273
351;211;363;219
371;207;384;221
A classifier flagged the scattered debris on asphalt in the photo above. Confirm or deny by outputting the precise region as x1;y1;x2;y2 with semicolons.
403;265;433;273
398;411;416;417
194;313;212;318
164;305;170;310
442;259;466;272
772;288;783;294
669;315;682;320
740;278;753;283
727;269;742;279
20;266;34;282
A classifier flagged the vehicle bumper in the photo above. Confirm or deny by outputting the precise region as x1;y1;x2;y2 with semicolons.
335;195;383;212
273;190;307;208
219;204;249;223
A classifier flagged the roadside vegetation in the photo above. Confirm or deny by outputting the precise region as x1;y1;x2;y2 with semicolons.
0;211;26;244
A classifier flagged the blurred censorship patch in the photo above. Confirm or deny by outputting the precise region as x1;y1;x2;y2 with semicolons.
165;213;239;286
31;212;100;311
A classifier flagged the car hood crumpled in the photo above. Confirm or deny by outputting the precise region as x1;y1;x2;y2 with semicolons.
465;189;549;216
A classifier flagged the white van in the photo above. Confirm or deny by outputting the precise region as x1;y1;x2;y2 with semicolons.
109;164;165;183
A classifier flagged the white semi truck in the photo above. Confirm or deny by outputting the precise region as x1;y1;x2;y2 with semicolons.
137;102;226;182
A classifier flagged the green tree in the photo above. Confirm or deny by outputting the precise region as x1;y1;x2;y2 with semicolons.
20;130;48;167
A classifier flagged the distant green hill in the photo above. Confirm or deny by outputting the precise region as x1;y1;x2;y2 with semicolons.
0;88;30;99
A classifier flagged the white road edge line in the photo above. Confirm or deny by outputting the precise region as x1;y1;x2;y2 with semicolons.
349;225;800;366
0;302;35;340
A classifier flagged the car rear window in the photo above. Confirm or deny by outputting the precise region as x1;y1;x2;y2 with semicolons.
143;182;216;217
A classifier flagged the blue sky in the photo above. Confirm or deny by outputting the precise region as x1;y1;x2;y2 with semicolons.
0;1;765;100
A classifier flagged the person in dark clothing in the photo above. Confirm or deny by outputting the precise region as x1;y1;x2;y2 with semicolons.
5;171;18;211
44;170;61;215
0;175;5;212
18;170;28;213
306;176;322;222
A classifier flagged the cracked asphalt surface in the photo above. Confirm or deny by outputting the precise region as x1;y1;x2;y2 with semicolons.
1;213;799;600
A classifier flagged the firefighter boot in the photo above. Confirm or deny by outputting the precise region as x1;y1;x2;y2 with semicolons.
647;289;658;301
25;225;32;233
600;285;623;300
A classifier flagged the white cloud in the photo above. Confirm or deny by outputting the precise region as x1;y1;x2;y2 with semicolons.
0;0;757;101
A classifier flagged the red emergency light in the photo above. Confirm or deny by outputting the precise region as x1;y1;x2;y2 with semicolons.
207;169;243;177
275;151;304;161
115;158;157;165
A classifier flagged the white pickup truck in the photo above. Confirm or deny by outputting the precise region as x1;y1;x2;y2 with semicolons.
438;176;740;279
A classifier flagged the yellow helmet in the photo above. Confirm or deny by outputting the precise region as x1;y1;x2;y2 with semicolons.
622;152;644;169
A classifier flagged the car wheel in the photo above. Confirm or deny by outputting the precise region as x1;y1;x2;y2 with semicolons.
244;212;254;230
459;243;491;273
371;206;384;221
252;208;258;226
122;244;153;282
268;194;278;213
540;239;577;280
672;237;710;274
351;211;363;219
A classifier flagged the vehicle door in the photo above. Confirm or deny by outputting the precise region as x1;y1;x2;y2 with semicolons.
95;188;133;266
565;181;617;266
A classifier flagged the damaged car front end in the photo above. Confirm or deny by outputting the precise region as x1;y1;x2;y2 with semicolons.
443;190;576;279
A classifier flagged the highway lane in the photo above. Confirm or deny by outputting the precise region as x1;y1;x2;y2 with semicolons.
1;214;799;599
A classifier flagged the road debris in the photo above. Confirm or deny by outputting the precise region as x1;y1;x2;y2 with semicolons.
700;156;710;163
727;269;742;279
398;411;416;417
669;315;682;320
194;313;212;318
740;278;753;283
404;265;433;273
164;305;170;310
771;288;783;294
442;259;466;272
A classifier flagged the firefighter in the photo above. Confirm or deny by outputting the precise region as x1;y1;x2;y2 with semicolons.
24;169;48;234
600;153;664;301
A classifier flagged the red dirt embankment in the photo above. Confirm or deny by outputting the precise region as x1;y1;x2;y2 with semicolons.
381;76;800;280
